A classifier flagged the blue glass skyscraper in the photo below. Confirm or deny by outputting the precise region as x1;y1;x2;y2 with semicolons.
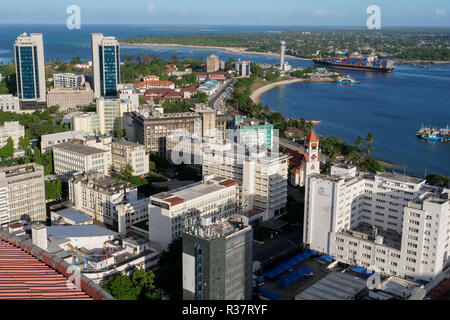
92;34;120;98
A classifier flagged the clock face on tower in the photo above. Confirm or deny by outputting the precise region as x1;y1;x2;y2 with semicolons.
312;154;316;160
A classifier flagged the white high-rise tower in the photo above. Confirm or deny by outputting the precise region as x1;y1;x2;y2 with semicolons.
280;41;286;68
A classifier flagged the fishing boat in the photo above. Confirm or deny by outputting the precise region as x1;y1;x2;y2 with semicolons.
416;125;449;142
336;76;359;84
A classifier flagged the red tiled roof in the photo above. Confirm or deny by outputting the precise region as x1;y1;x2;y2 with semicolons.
284;148;305;167
305;130;319;145
0;239;92;300
164;68;176;73
427;279;450;300
164;196;185;206
218;179;237;187
137;80;175;88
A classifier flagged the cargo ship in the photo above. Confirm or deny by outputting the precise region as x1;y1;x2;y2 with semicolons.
416;125;449;142
313;54;394;72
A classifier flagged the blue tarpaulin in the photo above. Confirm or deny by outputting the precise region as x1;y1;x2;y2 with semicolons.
277;266;313;286
317;254;335;263
350;266;375;276
263;249;317;279
258;287;280;300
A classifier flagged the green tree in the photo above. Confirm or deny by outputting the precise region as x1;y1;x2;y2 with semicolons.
0;137;15;159
103;274;138;300
155;238;182;300
123;164;134;178
354;136;363;149
425;174;450;188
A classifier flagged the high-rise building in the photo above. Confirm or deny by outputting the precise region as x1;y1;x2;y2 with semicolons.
14;33;46;110
303;165;450;282
91;33;120;98
202;142;289;221
232;61;251;77
182;215;253;300
206;54;220;73
0;163;46;226
148;177;238;250
228;116;274;150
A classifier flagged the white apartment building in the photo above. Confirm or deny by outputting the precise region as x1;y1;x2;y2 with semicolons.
53;73;85;89
96;97;138;135
41;130;91;153
0;163;46;226
111;140;149;176
202;142;289;221
0;121;24;149
0;94;21;112
117;83;139;108
148;176;238;250
304;165;450;282
70;112;100;133
53;141;110;179
69;173;138;228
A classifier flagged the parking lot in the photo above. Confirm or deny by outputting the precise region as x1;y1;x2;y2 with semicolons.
256;251;346;300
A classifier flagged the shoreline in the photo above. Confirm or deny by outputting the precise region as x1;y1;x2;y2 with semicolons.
119;42;312;61
250;78;334;104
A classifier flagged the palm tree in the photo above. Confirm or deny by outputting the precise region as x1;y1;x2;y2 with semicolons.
365;132;374;146
355;136;363;150
364;145;372;157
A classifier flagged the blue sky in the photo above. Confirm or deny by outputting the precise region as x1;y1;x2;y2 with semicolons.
1;0;449;26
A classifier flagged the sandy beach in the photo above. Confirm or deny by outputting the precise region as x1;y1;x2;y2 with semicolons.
250;78;334;104
120;42;312;61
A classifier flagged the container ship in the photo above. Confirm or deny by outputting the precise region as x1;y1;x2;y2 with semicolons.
313;55;394;72
416;125;449;142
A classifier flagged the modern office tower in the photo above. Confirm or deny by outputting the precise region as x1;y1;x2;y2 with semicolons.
0;121;24;149
303;165;450;282
0;163;46;226
148;177;238;250
111;140;149;176
53;141;110;179
206;54;220;73
14;33;46;110
202;142;289;221
91;33;120;98
182;215;253;300
228;115;274;150
69;172;139;228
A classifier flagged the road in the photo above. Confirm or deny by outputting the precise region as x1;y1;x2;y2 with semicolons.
208;78;236;112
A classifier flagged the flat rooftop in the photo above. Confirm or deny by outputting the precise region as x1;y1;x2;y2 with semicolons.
112;140;143;148
52;208;92;224
296;272;367;300
377;172;425;184
54;141;107;156
77;175;135;195
47;225;118;239
344;223;402;250
152;178;236;205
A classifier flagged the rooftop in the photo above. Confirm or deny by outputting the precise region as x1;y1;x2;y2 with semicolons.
54;141;107;156
112;140;144;148
295;272;367;300
75;174;135;195
47;225;118;239
52;208;92;225
377;172;425;185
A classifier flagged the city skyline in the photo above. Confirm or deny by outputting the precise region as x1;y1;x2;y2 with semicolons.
0;0;448;27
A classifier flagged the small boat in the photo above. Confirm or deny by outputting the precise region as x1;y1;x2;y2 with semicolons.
416;125;449;142
336;76;359;84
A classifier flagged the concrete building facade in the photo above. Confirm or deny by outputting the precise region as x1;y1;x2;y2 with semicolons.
111;140;149;176
206;54;220;73
0;163;46;226
148;177;238;250
182;215;253;300
0;121;24;149
304;166;450;282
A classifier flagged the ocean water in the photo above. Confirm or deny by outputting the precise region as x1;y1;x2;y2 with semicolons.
0;24;448;177
262;65;450;177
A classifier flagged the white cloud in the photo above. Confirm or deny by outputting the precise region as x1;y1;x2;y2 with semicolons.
314;9;346;17
314;9;327;16
436;8;446;17
147;4;156;14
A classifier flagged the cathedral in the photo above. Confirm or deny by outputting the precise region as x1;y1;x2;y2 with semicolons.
284;130;321;187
